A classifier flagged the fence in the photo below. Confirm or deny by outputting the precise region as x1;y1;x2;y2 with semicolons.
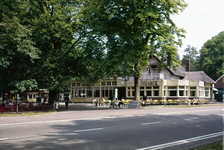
0;102;54;114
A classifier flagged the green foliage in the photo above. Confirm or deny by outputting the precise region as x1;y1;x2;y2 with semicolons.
198;31;224;80
181;45;199;71
0;0;106;102
0;15;39;93
83;0;188;100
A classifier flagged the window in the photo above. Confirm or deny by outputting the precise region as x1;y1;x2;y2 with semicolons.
128;87;131;90
190;87;196;89
72;83;75;86
107;82;111;86
205;87;209;97
101;82;105;86
168;86;177;89
164;90;166;96
190;91;195;96
153;86;159;89
112;81;117;85
73;88;79;97
105;88;109;97
140;87;144;89
28;94;32;99
146;86;152;89
87;88;92;97
179;90;184;96
77;83;80;86
79;88;85;97
33;94;36;99
179;86;184;89
147;91;151;96
128;91;131;96
170;91;177;96
101;87;104;97
154;90;159;96
132;91;135;96
140;91;144;97
109;87;113;98
94;87;100;97
205;91;209;97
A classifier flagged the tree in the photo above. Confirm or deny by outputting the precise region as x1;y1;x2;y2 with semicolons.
1;0;106;104
198;31;224;81
83;0;188;100
181;45;199;71
0;15;39;96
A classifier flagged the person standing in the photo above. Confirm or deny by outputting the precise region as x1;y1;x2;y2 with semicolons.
143;94;147;100
64;96;69;109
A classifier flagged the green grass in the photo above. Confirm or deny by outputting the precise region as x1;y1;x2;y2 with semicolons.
192;142;223;150
141;104;224;108
0;111;56;117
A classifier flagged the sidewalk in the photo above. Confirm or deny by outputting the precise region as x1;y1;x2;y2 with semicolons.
0;103;223;125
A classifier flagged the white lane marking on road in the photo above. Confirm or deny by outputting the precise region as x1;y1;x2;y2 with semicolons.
184;118;198;121
136;131;223;150
0;138;8;141
141;122;161;126
74;128;103;133
154;109;223;115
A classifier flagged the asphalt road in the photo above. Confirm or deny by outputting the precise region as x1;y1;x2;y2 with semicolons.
0;106;223;150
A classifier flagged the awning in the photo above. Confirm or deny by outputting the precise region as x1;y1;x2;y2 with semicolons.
212;88;219;92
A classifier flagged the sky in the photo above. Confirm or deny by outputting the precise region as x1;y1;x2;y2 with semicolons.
171;0;224;59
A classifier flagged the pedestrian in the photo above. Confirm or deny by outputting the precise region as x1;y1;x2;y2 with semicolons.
193;97;198;105
64;96;69;109
119;97;125;107
114;98;119;108
143;94;147;100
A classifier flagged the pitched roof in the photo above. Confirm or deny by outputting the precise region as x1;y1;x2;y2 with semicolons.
183;71;216;84
167;65;186;78
153;55;185;78
216;74;224;82
152;55;216;83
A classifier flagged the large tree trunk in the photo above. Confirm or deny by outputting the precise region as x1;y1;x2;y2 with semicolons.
49;89;59;105
134;76;140;101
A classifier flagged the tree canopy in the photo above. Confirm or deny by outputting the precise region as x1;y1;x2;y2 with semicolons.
0;0;106;102
197;31;224;81
0;0;189;102
83;0;188;100
0;15;39;94
181;45;199;71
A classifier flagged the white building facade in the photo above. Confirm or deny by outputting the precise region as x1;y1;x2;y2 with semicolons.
70;56;216;103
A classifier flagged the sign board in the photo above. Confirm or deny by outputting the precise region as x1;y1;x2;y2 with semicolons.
128;101;140;108
141;80;160;86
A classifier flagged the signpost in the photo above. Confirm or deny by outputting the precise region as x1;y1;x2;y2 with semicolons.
128;101;140;108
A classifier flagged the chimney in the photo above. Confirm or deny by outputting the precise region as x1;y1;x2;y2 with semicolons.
186;59;190;72
167;52;171;67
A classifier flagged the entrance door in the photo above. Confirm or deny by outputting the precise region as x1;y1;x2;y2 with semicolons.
118;87;126;100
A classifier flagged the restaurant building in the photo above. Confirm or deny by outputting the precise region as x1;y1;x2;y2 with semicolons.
70;55;216;103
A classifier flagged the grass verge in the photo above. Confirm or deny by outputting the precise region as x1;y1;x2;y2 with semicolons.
0;111;56;117
141;104;224;108
192;142;223;150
